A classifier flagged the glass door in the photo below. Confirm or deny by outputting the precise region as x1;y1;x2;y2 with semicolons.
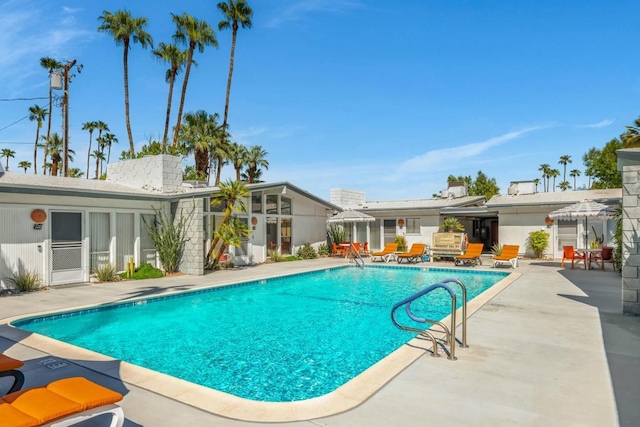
281;218;292;254
266;217;278;253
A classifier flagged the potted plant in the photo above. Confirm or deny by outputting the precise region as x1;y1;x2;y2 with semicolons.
442;217;464;233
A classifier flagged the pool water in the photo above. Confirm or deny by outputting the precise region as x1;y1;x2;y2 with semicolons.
14;266;508;402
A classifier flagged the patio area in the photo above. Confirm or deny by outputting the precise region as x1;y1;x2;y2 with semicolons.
0;257;638;426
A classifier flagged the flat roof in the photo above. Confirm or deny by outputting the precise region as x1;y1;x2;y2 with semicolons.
486;188;621;208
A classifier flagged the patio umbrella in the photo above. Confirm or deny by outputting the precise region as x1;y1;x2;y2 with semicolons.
548;199;616;248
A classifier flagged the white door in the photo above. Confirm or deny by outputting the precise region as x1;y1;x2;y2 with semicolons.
50;211;84;285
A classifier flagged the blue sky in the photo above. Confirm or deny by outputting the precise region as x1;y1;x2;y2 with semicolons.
0;0;638;201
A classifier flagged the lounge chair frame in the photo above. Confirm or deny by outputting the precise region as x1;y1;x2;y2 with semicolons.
454;243;483;267
492;245;519;268
397;244;427;264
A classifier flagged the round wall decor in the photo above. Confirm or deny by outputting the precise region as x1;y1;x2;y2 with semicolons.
545;216;554;226
397;219;405;227
31;209;47;223
251;217;258;226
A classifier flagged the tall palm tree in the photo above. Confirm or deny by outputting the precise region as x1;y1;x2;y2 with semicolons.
98;10;153;157
171;13;217;148
40;57;62;174
533;178;540;192
549;168;560;192
28;105;47;174
179;110;219;178
245;145;268;183
103;132;118;165
1;149;15;171
212;128;231;185
228;142;248;181
18;161;31;173
206;179;249;262
217;0;253;138
92;149;106;179
82;121;98;178
46;134;63;176
153;42;188;152
538;163;550;192
569;169;581;190
558;155;571;183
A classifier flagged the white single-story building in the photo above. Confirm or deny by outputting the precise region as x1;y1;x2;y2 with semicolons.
0;155;339;290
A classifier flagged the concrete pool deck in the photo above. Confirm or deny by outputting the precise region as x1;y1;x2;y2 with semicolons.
0;258;638;426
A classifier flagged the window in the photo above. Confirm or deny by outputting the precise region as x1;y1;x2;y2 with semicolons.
281;196;292;215
406;218;420;234
251;192;263;214
266;195;278;214
211;200;226;213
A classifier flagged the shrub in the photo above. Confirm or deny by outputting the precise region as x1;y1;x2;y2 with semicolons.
442;217;465;232
491;243;503;256
297;243;318;259
268;249;286;262
93;263;118;282
120;263;164;280
527;230;549;258
143;205;194;273
317;243;331;257
327;224;346;244
394;235;408;252
284;255;301;261
8;270;42;292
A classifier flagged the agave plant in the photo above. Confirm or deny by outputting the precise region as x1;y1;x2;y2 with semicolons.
442;217;464;232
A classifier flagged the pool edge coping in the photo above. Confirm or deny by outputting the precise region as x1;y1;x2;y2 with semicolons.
0;266;522;422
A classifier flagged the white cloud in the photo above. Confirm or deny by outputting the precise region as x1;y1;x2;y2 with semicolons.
265;0;364;28
581;119;614;129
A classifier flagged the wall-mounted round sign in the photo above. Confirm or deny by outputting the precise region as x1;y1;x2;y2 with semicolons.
251;217;258;226
31;209;47;223
397;219;405;227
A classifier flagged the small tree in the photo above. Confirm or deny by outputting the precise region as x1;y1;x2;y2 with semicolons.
394;235;408;252
213;216;251;268
527;230;549;258
143;205;194;273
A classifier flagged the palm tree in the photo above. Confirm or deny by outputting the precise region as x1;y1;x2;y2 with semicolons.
92;149;106;179
82;121;98;178
153;42;188;152
206;179;248;263
622;117;640;147
569;169;581;190
538;163;550;191
558;155;571;184
18;161;31;173
181;111;220;178
228;142;248;181
98;10;153;157
68;168;84;178
28;105;47;174
533;178;540;192
245;145;268;183
171;13;218;148
103;132;118;165
217;0;253;141
212;129;231;185
46;134;63;176
213;216;251;268
40;57;62;174
558;181;571;191
549;168;560;192
1;149;15;171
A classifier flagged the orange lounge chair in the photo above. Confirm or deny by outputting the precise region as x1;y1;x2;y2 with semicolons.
492;244;519;268
397;243;427;264
0;376;124;427
370;243;398;262
331;242;347;258
454;243;484;267
0;354;24;395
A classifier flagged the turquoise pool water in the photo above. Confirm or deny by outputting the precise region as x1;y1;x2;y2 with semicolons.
14;266;508;402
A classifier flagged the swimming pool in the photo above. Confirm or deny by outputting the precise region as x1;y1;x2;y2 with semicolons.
14;266;508;403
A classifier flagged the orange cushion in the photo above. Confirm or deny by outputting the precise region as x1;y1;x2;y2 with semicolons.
2;387;81;424
0;354;24;371
0;403;38;427
47;377;123;409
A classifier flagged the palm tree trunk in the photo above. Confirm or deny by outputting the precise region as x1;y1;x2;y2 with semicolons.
162;71;176;153
212;243;228;269
33;127;40;174
86;132;93;179
172;46;194;148
123;41;135;157
222;26;238;132
107;143;112;165
95;157;100;179
206;211;231;262
51;159;58;176
235;166;241;181
44;85;53;175
215;155;224;186
195;148;208;176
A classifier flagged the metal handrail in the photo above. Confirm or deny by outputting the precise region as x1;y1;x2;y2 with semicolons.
440;277;469;348
391;282;459;360
349;243;365;268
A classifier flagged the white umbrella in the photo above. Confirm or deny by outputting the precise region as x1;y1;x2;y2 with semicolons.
548;199;616;248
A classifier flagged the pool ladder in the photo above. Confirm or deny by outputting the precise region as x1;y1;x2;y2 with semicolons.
347;243;365;268
391;278;468;360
